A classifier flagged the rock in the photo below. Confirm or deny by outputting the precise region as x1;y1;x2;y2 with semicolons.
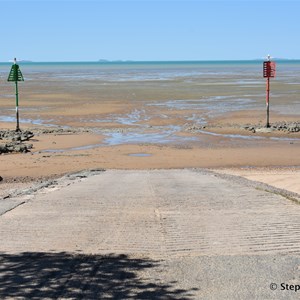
12;135;22;141
242;122;300;134
13;145;26;153
243;126;256;133
184;125;205;132
0;142;32;154
0;130;35;154
0;129;34;141
0;144;8;154
0;176;3;182
255;128;273;133
287;124;300;132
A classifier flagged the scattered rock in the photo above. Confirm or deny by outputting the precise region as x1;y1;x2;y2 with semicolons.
0;130;34;154
184;125;206;132
0;127;92;155
243;122;300;134
0;142;33;154
255;128;273;134
36;128;89;135
184;121;300;135
0;130;34;142
287;123;300;133
0;144;8;153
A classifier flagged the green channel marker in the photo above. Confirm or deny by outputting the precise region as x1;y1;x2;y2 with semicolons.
7;58;24;132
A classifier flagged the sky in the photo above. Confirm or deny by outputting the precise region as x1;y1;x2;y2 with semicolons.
0;0;299;62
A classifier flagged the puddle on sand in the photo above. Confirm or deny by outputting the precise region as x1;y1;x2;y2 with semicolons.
88;109;151;126
4;101;298;153
103;126;197;146
38;143;104;153
0;115;57;127
128;153;152;157
195;129;264;140
148;97;256;114
195;129;300;142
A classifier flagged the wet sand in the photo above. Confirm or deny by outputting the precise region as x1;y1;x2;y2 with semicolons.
1;106;300;198
1;65;300;196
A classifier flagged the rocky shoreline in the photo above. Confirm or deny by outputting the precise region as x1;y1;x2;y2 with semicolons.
243;122;300;133
0;127;92;155
185;121;300;134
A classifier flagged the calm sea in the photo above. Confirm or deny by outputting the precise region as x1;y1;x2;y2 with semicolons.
1;60;300;82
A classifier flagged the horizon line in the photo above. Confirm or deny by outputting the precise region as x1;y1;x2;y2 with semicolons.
1;58;300;63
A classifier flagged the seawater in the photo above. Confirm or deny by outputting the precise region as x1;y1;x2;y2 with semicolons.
1;60;300;104
1;60;300;82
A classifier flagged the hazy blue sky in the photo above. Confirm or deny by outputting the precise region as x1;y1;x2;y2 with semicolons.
1;0;299;61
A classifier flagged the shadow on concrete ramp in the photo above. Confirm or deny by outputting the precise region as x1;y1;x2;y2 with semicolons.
0;252;197;299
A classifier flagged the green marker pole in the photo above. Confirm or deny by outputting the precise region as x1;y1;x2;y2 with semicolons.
8;58;24;132
15;80;20;132
7;58;24;132
13;58;20;132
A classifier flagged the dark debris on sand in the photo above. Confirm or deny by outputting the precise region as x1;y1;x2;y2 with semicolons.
0;130;34;154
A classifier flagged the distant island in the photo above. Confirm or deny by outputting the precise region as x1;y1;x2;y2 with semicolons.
98;59;134;63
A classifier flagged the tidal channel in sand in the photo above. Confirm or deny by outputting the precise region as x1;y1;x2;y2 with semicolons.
0;60;300;194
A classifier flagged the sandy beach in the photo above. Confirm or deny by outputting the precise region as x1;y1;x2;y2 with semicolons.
1;60;300;198
1;105;300;198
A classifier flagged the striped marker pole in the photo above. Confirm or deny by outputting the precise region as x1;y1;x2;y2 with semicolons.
263;55;276;128
7;58;24;132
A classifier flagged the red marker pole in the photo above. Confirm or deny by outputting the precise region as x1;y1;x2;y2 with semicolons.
263;55;276;128
266;76;270;128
